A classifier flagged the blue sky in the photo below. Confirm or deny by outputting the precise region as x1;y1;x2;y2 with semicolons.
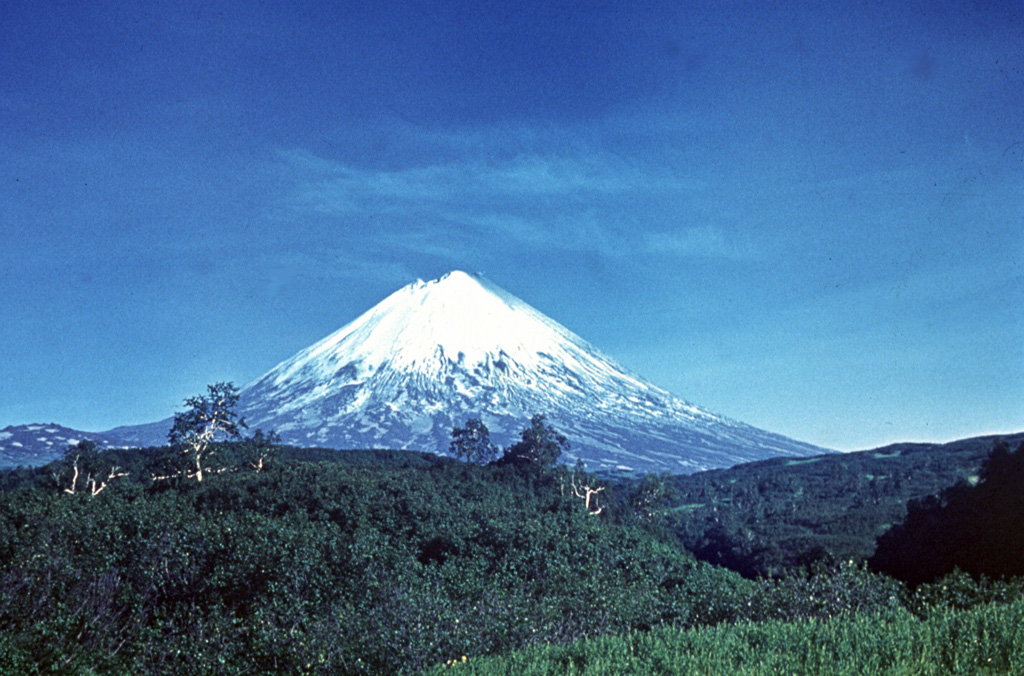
2;0;1021;451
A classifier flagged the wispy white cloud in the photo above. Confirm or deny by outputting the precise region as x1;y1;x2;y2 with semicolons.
280;148;699;208
641;226;761;261
274;145;759;264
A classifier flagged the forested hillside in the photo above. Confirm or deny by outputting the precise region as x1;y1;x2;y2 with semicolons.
871;437;1024;586
1;425;1022;674
662;433;1024;578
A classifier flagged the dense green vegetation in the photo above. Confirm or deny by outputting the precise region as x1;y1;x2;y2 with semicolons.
0;440;744;675
1;392;1021;675
871;440;1024;586
433;435;1024;675
421;599;1024;675
661;433;1024;578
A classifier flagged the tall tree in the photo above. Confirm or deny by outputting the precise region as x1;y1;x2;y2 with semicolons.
498;414;568;471
449;418;499;464
165;382;247;482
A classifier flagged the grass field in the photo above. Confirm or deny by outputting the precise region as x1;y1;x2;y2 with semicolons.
425;599;1024;676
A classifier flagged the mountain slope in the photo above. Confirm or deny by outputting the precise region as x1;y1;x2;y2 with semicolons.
2;271;830;474
237;271;828;474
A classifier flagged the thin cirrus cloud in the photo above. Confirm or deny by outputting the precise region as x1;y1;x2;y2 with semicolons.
641;227;760;262
275;147;751;262
280;148;698;204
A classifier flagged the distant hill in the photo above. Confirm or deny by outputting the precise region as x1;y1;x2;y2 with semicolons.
0;424;120;470
664;432;1024;578
0;420;175;470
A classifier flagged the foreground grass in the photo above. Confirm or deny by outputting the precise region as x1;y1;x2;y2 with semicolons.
425;599;1024;676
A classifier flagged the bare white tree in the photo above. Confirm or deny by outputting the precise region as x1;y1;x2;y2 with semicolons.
53;441;128;497
569;465;605;516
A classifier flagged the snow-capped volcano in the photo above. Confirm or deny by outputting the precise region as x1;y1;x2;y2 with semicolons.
237;270;828;473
